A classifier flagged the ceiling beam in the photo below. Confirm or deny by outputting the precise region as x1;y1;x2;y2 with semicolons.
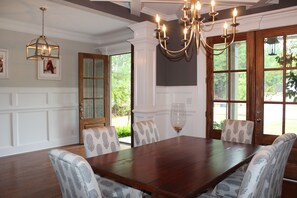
130;0;142;16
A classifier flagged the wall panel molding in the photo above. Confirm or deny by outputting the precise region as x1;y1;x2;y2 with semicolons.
0;87;79;157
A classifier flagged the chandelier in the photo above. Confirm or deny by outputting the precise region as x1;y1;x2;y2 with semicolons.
155;0;239;59
26;7;60;60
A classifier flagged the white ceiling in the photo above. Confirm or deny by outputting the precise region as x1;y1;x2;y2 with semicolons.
0;0;278;46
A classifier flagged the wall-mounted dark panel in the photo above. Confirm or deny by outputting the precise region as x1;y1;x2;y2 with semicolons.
156;20;197;86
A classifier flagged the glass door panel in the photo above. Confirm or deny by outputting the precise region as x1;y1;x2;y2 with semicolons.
83;58;94;77
79;53;109;144
230;72;246;101
263;104;283;135
213;73;228;100
264;36;283;68
230;41;246;70
95;59;104;78
264;70;283;102
83;79;94;98
230;103;246;120
213;102;227;130
94;79;104;98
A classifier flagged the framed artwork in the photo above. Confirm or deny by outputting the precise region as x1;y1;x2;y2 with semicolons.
0;49;8;78
38;58;61;80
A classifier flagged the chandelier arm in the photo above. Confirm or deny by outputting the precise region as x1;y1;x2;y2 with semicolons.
200;17;216;33
199;28;236;51
158;30;195;54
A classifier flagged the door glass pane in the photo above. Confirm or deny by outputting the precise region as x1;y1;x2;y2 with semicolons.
95;79;104;98
94;59;104;78
264;70;283;102
214;73;228;100
95;99;104;118
263;104;282;135
213;102;228;129
286;34;297;67
83;58;93;77
285;104;297;134
286;70;297;102
83;79;93;98
84;99;93;118
264;36;283;68
230;72;246;100
230;103;246;120
230;41;246;70
213;43;227;71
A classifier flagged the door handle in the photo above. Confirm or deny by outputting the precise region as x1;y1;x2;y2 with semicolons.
79;102;84;119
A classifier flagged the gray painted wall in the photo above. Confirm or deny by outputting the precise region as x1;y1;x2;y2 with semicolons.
156;20;197;86
0;29;98;87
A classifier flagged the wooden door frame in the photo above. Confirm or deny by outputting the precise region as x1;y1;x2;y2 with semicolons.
78;53;109;144
206;32;255;140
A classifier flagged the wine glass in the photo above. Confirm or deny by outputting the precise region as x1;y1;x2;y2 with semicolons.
170;103;186;133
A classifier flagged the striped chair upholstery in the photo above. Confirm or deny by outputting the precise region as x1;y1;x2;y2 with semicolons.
215;133;296;198
198;144;278;198
132;120;160;147
48;149;102;198
221;120;254;144
83;126;145;198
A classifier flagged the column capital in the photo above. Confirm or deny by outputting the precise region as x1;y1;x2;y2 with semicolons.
128;21;158;46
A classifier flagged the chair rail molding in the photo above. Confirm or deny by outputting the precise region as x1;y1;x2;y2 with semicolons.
0;87;79;157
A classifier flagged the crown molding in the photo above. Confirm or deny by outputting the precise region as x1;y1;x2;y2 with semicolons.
0;18;99;44
96;42;132;55
141;6;178;21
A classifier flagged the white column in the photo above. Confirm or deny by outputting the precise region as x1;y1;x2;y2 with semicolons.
128;21;158;122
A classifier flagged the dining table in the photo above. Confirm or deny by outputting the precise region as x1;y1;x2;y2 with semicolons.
87;135;261;198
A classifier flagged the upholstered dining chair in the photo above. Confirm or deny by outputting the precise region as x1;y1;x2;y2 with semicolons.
49;149;102;198
198;144;278;198
221;120;254;144
83;126;121;158
215;133;296;198
82;126;145;198
132;120;160;147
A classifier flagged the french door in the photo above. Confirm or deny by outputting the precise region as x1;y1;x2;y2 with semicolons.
206;33;255;139
78;53;109;144
255;26;297;180
206;25;297;181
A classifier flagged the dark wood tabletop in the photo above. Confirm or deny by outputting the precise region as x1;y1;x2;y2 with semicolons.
87;136;261;198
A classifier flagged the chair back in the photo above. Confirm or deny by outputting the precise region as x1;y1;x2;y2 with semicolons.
221;120;254;144
83;126;120;158
133;120;160;147
48;149;102;198
263;133;297;198
238;144;278;198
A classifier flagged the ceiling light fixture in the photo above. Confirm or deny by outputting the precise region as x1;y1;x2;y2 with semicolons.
26;7;60;60
155;0;239;60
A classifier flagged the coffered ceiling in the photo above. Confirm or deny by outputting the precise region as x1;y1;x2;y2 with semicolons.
0;0;280;46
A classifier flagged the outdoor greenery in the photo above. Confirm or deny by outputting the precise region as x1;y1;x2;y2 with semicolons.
116;126;131;138
111;53;131;117
111;53;132;138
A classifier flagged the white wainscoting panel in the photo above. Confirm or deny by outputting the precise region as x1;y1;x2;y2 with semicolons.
18;111;48;145
0;113;12;148
0;92;11;108
17;92;48;107
0;87;79;157
155;86;203;140
50;109;79;141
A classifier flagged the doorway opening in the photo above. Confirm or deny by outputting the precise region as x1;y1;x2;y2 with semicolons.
110;53;132;146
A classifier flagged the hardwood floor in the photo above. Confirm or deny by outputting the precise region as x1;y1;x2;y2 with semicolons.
0;144;296;198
